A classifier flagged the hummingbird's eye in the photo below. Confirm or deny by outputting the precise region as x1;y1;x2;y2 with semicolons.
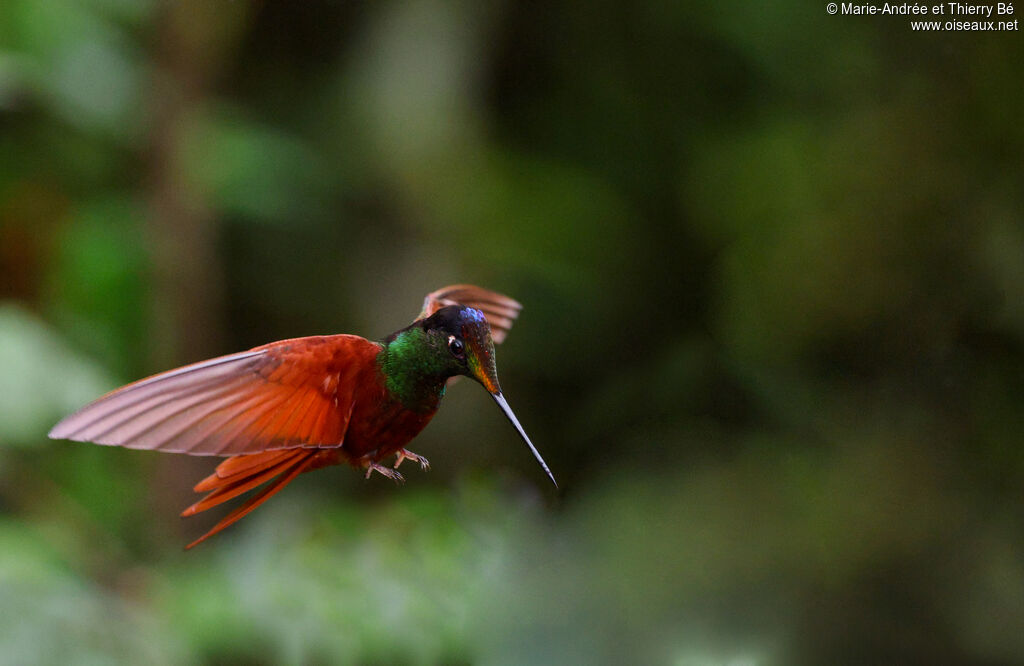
448;336;465;358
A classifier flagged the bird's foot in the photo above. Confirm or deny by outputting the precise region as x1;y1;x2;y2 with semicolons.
365;462;405;484
394;449;430;471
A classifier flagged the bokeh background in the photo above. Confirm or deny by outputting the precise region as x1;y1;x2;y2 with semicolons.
2;1;1023;664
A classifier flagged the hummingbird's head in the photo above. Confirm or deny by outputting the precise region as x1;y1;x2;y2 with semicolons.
420;305;500;393
416;304;557;488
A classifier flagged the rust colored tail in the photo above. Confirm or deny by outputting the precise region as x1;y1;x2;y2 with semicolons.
183;449;317;549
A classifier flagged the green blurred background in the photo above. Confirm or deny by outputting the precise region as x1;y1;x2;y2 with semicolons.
2;1;1023;664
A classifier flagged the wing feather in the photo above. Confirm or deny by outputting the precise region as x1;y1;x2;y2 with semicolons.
419;284;523;344
173;388;287;455
49;335;382;456
87;378;251;446
217;386;309;454
53;356;257;439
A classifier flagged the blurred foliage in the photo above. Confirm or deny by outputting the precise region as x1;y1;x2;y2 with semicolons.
1;0;1023;664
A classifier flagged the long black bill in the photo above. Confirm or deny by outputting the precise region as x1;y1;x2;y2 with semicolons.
490;392;557;488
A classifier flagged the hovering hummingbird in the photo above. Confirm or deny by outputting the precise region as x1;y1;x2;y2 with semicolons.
49;285;555;548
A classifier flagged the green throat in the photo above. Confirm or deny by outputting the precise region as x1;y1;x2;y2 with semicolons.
377;327;450;412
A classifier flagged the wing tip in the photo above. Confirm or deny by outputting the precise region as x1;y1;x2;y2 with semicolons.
48;423;86;442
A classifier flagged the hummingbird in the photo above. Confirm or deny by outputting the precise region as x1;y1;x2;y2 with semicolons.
49;285;555;548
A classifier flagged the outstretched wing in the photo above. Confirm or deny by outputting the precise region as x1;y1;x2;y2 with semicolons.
419;284;522;344
49;335;382;456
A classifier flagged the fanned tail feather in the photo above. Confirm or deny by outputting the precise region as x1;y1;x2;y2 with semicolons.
191;449;296;493
183;449;316;549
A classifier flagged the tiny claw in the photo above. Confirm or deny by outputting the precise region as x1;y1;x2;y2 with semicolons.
365;462;405;484
394;449;430;471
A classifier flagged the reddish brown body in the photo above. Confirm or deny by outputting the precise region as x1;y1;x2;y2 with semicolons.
247;334;439;465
